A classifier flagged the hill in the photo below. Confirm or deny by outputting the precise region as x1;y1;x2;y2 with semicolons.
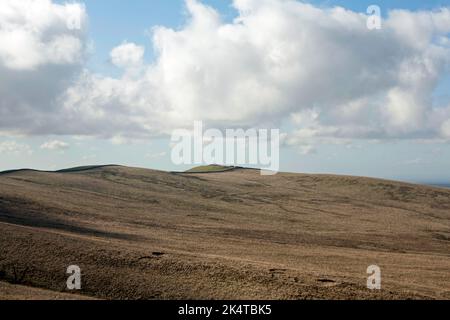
0;165;449;299
184;165;236;173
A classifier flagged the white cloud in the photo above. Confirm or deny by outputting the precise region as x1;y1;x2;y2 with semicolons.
0;141;32;155
40;140;70;150
0;0;87;136
1;0;450;146
0;0;87;70
441;119;450;138
298;145;317;155
110;42;145;68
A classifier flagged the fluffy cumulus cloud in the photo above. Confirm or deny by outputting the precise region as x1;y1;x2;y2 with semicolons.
110;42;145;68
0;0;86;70
1;0;450;146
40;140;69;150
0;0;87;135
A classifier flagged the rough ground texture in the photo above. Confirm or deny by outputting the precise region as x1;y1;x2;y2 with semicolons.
0;166;448;300
0;281;93;300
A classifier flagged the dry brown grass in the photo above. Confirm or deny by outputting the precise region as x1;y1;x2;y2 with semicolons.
0;281;94;300
0;166;449;300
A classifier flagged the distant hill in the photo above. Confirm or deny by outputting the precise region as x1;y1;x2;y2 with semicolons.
185;165;236;173
0;165;449;300
430;184;450;189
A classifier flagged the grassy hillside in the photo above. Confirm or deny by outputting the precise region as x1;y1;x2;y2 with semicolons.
0;165;449;300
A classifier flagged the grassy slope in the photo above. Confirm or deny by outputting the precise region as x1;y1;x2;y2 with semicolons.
0;166;449;300
185;165;235;173
0;281;94;300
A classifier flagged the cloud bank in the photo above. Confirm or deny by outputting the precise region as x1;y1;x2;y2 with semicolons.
0;0;87;135
1;0;450;145
0;141;32;155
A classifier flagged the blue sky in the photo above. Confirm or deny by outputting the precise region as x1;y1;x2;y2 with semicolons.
1;0;450;184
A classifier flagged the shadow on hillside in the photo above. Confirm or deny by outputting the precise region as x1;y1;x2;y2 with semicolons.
0;209;142;242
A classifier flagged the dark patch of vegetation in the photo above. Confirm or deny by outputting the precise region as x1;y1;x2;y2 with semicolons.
185;165;236;173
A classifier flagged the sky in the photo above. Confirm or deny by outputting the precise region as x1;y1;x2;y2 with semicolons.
1;0;450;184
